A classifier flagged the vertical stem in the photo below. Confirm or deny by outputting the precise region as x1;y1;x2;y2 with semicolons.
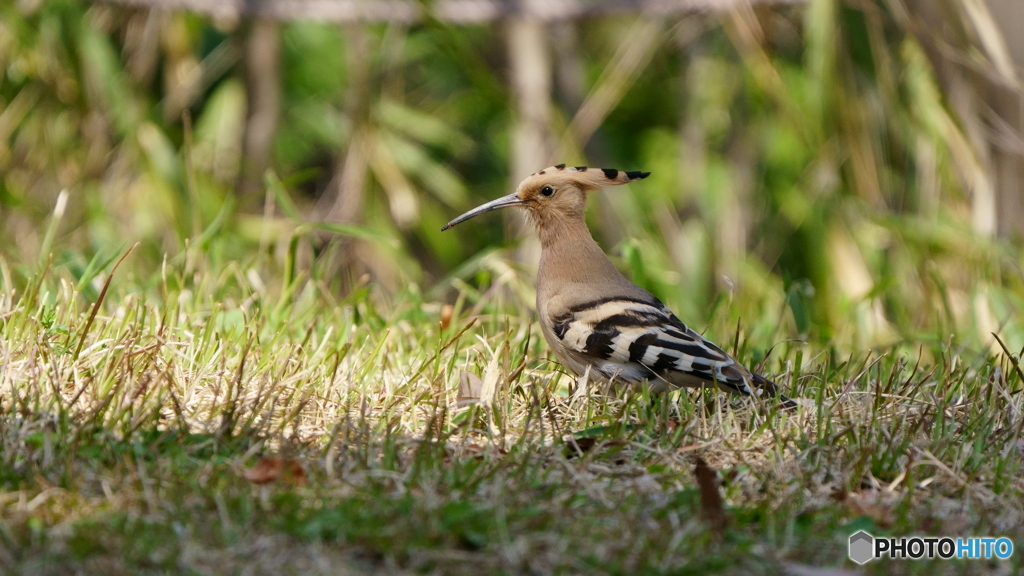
238;17;282;205
327;23;373;227
984;0;1024;242
324;24;374;289
906;0;1024;242
126;8;162;88
506;9;552;263
551;21;585;114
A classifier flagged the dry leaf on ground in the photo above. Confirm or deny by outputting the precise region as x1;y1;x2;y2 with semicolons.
694;456;728;536
243;457;308;487
832;488;896;528
457;370;483;406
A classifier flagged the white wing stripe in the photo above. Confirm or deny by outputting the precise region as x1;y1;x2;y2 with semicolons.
563;323;591;351
640;346;663;366
571;301;665;325
549;296;782;398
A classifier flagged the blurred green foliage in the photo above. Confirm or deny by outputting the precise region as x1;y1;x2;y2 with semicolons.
1;0;1022;354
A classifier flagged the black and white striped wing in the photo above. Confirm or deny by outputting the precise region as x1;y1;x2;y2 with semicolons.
550;296;770;397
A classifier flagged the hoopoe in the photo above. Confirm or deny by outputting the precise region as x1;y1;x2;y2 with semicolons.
443;165;787;405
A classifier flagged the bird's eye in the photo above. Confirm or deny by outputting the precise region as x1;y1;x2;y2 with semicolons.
540;186;554;197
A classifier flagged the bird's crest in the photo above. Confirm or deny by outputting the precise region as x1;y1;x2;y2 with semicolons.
519;164;650;193
440;163;650;231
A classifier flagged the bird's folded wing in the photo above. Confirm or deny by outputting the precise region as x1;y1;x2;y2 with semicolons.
549;296;757;394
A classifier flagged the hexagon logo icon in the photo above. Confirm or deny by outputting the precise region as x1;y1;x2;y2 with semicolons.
849;530;874;565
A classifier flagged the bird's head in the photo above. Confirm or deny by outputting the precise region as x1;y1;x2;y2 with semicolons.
441;165;649;232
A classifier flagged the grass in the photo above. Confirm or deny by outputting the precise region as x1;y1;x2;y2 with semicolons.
4;1;1024;573
1;243;1022;576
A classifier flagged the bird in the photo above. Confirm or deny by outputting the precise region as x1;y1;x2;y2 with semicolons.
442;164;789;406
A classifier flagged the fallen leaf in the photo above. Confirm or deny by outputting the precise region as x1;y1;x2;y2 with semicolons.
782;562;861;576
839;490;895;528
565;437;598;457
285;459;308;487
694;457;727;536
446;441;505;461
243;456;307;487
457;370;483;406
564;437;627;461
243;457;282;484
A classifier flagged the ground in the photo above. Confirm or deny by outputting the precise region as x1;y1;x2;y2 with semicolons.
1;259;1022;575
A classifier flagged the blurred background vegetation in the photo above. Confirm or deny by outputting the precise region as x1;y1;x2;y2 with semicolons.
2;0;1023;354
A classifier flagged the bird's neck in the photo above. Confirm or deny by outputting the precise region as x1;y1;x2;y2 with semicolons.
536;216;628;297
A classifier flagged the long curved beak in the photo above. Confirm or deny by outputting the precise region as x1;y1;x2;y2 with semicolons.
441;193;525;231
